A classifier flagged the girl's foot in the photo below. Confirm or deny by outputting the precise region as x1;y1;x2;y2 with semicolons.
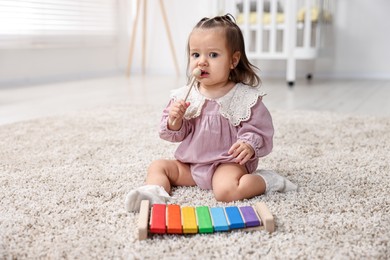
255;169;298;193
125;185;171;212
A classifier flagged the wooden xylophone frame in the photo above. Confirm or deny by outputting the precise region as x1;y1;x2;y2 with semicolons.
138;200;275;240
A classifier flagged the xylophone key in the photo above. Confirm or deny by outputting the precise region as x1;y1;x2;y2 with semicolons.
225;206;245;229
182;207;198;234
167;204;182;234
150;204;166;234
210;207;229;231
239;206;261;227
196;206;213;233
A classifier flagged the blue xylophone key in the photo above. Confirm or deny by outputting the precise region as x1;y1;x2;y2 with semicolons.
225;206;245;229
210;207;229;231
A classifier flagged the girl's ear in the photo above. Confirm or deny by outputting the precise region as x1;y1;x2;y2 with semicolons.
231;51;241;69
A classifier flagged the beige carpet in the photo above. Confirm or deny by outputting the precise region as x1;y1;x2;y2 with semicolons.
1;104;389;259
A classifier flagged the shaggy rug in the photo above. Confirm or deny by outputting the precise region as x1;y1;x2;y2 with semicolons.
0;104;389;259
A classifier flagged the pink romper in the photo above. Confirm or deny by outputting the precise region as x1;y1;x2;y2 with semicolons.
159;83;274;190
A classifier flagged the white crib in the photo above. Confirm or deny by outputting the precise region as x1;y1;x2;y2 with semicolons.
222;0;331;86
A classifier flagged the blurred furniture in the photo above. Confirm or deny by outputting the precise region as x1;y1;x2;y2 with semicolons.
127;0;179;76
224;0;332;86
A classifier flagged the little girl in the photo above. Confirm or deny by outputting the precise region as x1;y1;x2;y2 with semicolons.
126;14;297;212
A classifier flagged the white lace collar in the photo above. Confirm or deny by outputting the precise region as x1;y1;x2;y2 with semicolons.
170;83;266;126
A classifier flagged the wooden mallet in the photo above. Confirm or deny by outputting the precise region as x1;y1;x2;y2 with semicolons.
171;68;202;126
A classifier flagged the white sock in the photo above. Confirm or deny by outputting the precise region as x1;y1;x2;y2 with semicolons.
125;185;171;212
255;169;298;193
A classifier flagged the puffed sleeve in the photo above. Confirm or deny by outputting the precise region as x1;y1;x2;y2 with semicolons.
237;98;274;158
158;100;191;142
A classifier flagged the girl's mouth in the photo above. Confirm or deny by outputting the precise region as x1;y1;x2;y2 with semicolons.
200;70;209;77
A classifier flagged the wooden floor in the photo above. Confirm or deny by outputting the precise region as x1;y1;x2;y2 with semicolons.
1;75;390;125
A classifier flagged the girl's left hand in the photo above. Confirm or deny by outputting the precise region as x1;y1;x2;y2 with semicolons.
228;141;255;165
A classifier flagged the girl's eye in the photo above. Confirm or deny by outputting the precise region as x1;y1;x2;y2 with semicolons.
209;52;218;58
191;53;200;58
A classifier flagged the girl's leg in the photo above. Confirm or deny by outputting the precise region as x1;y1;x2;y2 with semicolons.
126;159;195;212
212;163;266;202
146;159;196;194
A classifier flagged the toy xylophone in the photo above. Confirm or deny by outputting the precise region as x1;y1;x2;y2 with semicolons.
138;200;275;240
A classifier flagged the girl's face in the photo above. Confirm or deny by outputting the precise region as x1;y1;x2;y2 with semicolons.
189;28;240;89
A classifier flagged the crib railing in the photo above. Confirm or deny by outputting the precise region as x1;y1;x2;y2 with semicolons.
223;0;328;86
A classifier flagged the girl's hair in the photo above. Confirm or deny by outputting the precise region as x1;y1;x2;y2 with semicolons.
187;14;261;87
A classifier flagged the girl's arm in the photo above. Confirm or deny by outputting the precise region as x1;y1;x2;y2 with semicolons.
159;100;190;142
236;99;274;159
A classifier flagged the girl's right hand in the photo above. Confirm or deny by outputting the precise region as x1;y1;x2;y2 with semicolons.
168;100;190;129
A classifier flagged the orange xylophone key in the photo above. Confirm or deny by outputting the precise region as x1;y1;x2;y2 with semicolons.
167;204;182;234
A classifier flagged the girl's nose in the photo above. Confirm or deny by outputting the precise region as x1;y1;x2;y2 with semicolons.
198;56;208;67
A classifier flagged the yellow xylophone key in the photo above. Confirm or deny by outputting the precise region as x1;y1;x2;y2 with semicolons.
181;206;198;234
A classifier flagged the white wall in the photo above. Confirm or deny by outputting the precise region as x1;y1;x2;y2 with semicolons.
315;0;390;79
1;0;390;87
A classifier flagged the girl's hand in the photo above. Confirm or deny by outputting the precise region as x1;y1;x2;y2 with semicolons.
168;100;190;130
228;141;255;165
